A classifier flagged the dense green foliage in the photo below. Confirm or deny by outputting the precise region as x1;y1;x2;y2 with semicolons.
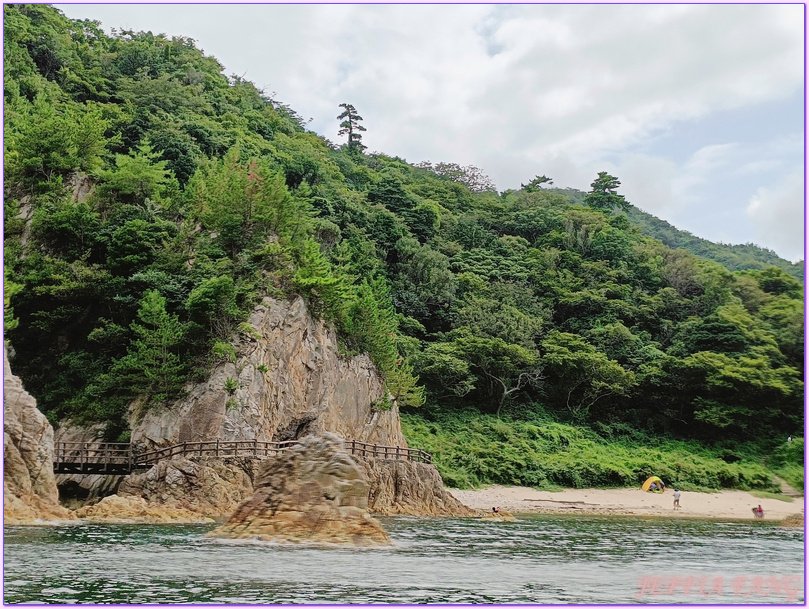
3;4;422;435
402;410;781;491
624;206;804;282
4;6;803;490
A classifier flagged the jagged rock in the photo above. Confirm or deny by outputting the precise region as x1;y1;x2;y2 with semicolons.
356;457;473;516
118;457;255;518
75;494;212;524
781;512;804;527
4;345;74;523
208;434;391;546
132;296;407;449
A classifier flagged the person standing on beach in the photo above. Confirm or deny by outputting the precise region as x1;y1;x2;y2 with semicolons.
673;489;681;509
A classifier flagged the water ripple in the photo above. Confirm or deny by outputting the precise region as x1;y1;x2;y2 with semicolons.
4;516;803;604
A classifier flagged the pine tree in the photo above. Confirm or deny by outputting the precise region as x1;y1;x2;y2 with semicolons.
337;103;366;154
115;290;186;402
584;171;629;212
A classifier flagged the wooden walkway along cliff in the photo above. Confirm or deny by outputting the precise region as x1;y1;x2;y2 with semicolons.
53;438;432;475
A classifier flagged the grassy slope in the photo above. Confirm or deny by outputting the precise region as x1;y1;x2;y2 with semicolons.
402;410;802;493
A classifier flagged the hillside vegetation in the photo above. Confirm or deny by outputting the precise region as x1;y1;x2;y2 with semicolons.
4;5;803;489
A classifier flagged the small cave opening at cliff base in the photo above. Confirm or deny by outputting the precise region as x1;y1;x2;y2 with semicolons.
276;416;316;442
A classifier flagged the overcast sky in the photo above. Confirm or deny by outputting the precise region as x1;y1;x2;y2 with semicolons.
56;3;805;262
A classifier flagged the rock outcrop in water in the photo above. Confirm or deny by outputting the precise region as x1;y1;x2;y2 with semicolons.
209;434;391;546
356;457;473;516
132;296;406;449
75;494;211;524
4;346;73;523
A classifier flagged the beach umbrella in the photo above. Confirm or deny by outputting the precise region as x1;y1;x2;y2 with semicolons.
642;476;663;492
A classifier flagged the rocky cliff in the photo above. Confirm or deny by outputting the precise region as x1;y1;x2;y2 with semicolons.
4;346;73;523
357;457;472;517
45;296;470;520
132;296;406;449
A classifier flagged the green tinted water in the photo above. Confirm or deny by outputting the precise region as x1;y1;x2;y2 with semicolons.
4;515;804;604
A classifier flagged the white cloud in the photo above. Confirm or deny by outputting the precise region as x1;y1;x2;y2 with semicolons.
746;170;805;262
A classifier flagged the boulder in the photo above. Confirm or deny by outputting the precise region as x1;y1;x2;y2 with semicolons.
208;434;391;546
481;509;517;522
4;345;73;523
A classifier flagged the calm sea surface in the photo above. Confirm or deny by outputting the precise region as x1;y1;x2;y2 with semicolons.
4;515;804;604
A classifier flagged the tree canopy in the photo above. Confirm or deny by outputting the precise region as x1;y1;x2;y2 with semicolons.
3;5;802;458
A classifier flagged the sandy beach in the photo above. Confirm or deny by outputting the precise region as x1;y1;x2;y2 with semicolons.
447;485;805;521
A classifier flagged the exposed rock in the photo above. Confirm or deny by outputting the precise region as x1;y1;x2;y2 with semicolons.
208;434;391;546
68;172;94;204
356;457;473;517
118;457;255;518
4;345;74;523
132;296;406;450
75;494;212;524
13;196;34;247
781;511;804;527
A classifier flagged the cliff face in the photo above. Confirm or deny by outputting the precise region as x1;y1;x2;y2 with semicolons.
132;296;406;449
4;346;73;522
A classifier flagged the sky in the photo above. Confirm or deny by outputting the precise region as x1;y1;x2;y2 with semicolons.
55;3;805;262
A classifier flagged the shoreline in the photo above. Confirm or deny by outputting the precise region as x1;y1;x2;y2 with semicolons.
447;485;805;522
5;485;804;526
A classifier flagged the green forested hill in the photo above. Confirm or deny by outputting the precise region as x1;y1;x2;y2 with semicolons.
625;207;804;282
4;5;803;490
545;187;804;282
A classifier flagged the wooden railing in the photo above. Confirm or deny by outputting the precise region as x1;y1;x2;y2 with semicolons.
345;439;432;463
53;437;431;474
53;442;132;474
137;439;300;466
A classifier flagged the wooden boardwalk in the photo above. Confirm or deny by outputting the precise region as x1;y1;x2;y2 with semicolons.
53;438;431;475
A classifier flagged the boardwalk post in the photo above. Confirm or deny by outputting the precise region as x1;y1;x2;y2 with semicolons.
216;439;220;457
253;438;257;457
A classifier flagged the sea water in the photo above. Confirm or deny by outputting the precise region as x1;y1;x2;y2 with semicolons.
3;515;804;604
